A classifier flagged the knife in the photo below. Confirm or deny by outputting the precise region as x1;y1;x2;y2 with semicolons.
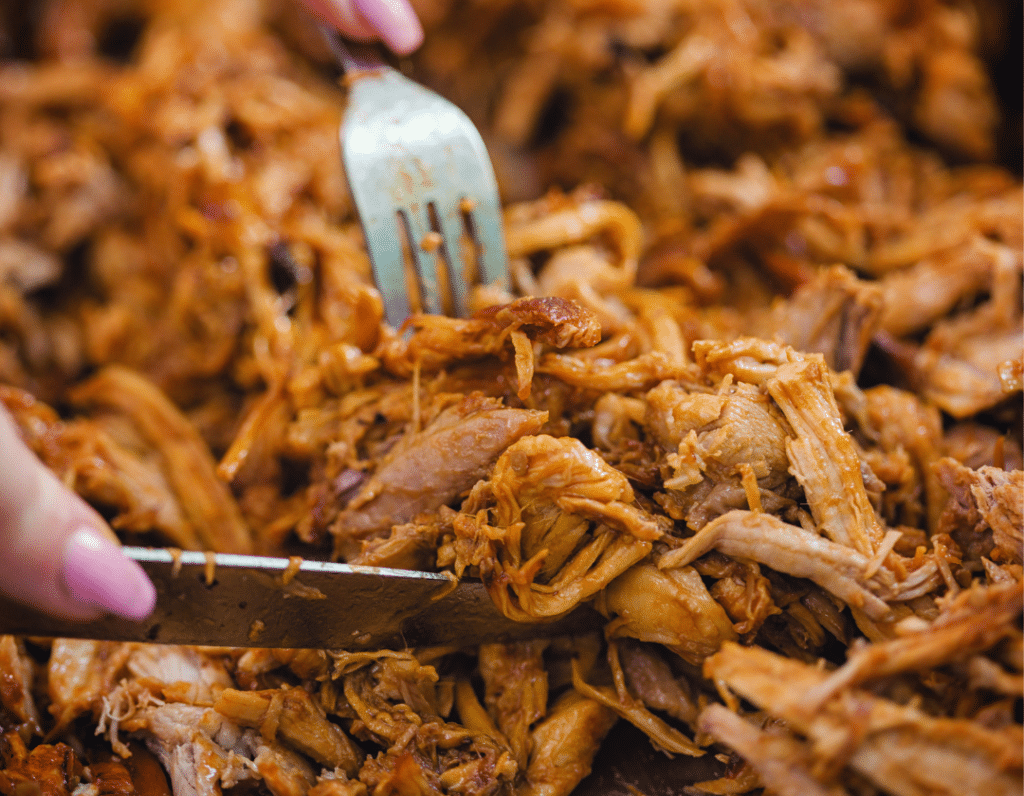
0;547;603;649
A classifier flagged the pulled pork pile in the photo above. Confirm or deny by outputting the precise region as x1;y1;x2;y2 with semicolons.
0;0;1021;795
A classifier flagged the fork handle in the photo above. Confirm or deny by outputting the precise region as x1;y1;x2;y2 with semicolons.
317;23;385;76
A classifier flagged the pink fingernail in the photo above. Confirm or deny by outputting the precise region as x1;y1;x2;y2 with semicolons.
62;529;157;621
353;0;424;55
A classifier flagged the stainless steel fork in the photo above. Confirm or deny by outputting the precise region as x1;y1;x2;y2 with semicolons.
322;31;509;328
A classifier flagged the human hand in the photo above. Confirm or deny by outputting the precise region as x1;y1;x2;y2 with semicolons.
0;407;156;621
299;0;424;55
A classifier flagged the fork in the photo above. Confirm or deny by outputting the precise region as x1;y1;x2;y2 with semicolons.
321;30;509;328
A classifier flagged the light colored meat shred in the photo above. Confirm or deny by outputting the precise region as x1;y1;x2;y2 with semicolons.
698;705;850;796
802;581;1023;704
661;510;893;619
521;693;616;796
704;643;1024;796
123;704;259;796
754;265;883;376
47;640;133;732
213;688;361;775
70;366;253;553
0;0;1020;794
126;645;234;705
478;642;549;770
595;563;737;664
0;637;40;735
766;354;887;558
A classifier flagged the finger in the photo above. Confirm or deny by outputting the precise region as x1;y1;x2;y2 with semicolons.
0;408;156;621
297;0;378;41
298;0;424;54
352;0;423;55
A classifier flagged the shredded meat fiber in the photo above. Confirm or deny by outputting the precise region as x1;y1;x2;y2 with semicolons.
0;0;1021;795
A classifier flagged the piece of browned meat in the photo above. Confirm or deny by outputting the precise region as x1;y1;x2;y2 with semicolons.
0;637;39;736
704;643;1024;796
698;705;849;796
754;265;882;376
70;366;253;553
478;642;549;770
595;563;737;665
331;394;547;559
936;458;1024;565
521;692;617;796
460;434;660;620
0;733;83;796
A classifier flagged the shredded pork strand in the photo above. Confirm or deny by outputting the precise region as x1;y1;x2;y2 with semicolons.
0;0;1020;795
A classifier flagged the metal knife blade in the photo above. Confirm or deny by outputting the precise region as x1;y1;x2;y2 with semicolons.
0;547;603;649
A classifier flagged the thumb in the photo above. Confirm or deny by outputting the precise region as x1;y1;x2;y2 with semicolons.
0;407;156;621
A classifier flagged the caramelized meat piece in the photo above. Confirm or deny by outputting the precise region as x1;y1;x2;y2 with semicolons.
487;297;602;350
0;637;40;736
0;734;82;796
91;760;138;796
332;395;547;559
383;296;599;401
466;434;659;620
936;459;1024;565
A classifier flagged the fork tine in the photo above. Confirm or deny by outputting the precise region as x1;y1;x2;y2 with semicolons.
363;216;412;326
401;204;444;316
471;196;509;290
434;201;470;317
329;29;509;327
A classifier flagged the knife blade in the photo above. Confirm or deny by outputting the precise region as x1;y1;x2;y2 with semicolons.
0;547;603;649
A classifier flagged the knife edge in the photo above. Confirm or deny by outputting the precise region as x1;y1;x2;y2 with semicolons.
0;547;602;649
